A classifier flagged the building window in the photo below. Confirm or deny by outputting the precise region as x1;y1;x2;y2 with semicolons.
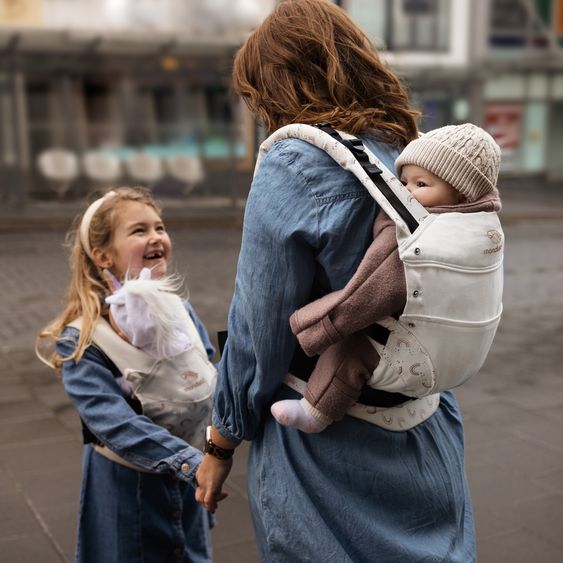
343;0;449;51
489;0;529;47
488;0;563;49
387;0;450;51
344;0;387;46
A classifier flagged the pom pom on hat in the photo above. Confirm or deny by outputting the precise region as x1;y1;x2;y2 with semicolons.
395;123;501;202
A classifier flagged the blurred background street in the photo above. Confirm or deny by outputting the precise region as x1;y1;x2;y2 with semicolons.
1;180;563;563
1;0;563;562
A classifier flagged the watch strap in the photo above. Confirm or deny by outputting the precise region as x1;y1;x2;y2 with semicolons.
204;426;234;460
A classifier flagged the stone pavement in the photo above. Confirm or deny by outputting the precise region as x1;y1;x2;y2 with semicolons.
1;180;563;562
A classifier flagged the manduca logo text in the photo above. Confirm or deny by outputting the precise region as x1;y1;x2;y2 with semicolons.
484;229;503;254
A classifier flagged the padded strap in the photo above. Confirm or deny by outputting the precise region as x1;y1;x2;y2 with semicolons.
69;317;156;374
289;343;411;408
257;123;429;238
316;124;423;235
284;373;440;431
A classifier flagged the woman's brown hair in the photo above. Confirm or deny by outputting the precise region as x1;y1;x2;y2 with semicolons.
232;0;419;147
36;186;161;370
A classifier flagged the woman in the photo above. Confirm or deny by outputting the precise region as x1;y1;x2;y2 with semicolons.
196;1;476;561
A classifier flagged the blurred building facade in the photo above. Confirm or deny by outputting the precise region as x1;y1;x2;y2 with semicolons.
346;0;563;179
0;0;272;205
1;0;562;207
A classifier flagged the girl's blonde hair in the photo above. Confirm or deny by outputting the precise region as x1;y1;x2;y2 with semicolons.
36;186;161;370
232;0;419;147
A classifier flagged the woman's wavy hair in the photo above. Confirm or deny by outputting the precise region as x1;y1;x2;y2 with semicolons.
36;186;161;370
233;0;419;147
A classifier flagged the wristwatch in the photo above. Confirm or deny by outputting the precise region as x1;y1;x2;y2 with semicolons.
204;426;234;460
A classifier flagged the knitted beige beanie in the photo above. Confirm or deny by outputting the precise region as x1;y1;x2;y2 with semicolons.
395;123;501;202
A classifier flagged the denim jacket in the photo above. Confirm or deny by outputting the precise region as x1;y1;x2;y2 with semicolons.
211;135;476;563
57;303;214;486
213;135;400;442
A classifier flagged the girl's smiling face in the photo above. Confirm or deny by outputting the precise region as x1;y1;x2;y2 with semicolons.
95;201;172;281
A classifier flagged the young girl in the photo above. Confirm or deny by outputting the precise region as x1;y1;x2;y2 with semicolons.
37;186;216;563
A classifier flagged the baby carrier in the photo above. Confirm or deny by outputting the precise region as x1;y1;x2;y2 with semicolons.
257;124;504;428
69;313;216;451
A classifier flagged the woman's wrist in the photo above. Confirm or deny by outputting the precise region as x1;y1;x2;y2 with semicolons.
203;426;239;461
209;425;240;451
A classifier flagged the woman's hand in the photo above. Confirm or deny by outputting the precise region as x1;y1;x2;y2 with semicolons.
195;455;233;513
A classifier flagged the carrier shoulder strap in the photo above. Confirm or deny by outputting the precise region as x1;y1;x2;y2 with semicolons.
68;317;156;374
256;123;429;237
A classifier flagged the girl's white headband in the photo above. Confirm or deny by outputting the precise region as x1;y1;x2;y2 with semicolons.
79;190;117;260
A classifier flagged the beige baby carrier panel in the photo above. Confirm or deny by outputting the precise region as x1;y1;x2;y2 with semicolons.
70;315;216;450
369;210;503;396
258;124;504;422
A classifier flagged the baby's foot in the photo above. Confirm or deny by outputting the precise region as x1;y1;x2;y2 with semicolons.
270;399;329;433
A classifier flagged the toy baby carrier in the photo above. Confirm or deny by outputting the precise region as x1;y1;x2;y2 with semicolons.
69;315;216;450
258;124;504;430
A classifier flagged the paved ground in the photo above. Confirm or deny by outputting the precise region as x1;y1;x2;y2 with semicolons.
1;179;563;562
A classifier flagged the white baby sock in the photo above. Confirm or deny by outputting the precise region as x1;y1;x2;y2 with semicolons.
270;398;331;433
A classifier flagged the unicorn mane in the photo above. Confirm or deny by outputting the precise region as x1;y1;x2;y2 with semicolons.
122;271;191;359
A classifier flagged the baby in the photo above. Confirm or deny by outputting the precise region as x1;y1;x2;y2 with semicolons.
271;123;502;432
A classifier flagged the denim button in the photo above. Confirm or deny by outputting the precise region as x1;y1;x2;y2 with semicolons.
171;510;181;519
181;463;190;473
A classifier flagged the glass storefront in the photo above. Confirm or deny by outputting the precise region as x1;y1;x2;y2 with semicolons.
482;73;563;175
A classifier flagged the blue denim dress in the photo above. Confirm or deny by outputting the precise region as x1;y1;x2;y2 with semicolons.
57;305;214;563
213;136;476;562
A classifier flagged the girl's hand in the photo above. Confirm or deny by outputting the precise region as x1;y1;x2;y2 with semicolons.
195;455;233;513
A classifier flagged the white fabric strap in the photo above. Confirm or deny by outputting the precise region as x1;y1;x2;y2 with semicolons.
79;190;118;259
283;373;440;432
338;129;429;225
68;317;159;374
257;124;429;239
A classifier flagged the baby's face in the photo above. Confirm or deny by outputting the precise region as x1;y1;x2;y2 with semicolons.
400;165;462;207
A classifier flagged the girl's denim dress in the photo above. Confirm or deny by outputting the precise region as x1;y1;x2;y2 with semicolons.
57;305;214;563
213;136;476;562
